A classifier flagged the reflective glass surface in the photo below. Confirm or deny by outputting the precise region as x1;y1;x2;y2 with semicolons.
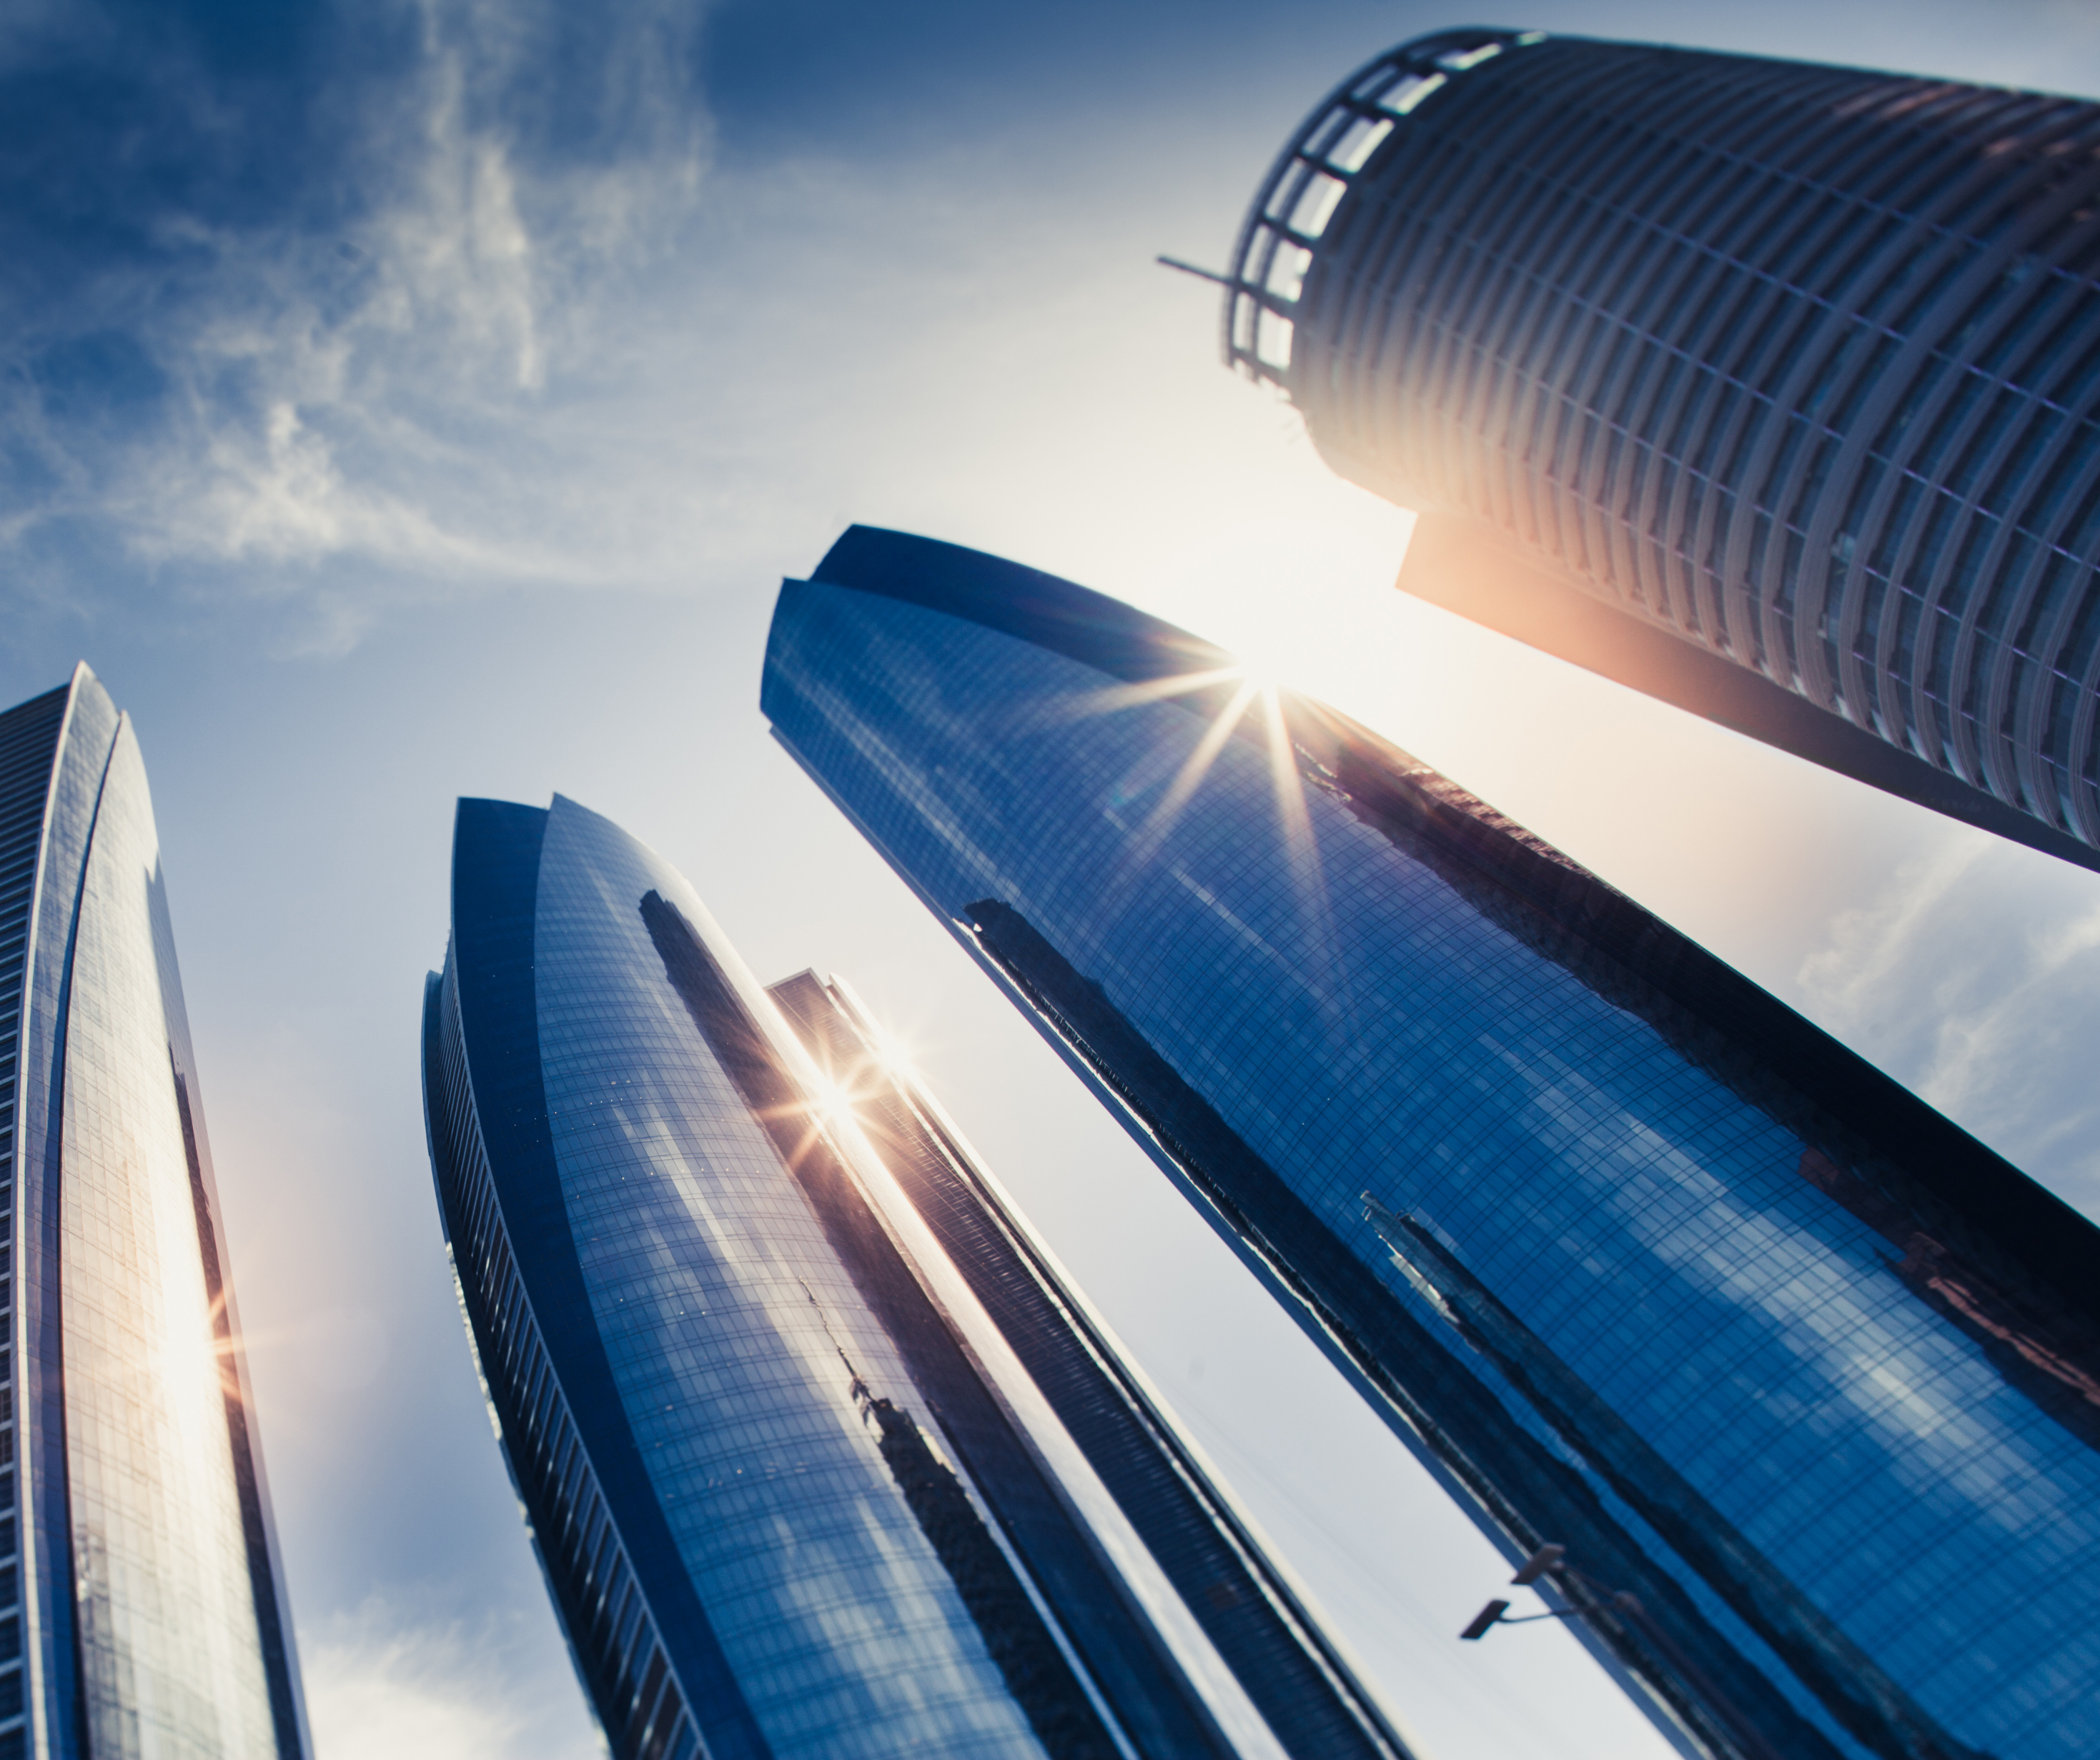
760;529;2100;1760
535;798;1048;1760
1262;33;2100;855
0;668;307;1760
430;795;1247;1760
763;973;1414;1760
0;681;67;1760
58;724;278;1759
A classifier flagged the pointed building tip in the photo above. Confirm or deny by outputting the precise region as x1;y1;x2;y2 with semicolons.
69;661;119;723
548;791;626;834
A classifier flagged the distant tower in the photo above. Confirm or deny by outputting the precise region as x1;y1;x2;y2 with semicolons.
762;524;2100;1760
1224;28;2100;869
763;970;1410;1760
422;792;1410;1760
0;668;309;1760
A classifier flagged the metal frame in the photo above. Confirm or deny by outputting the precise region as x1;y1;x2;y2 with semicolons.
1222;29;1547;385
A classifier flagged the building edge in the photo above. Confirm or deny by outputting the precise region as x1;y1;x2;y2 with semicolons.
761;714;1723;1760
1392;511;2100;873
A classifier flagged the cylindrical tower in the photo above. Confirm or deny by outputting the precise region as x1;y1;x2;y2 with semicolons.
1227;29;2100;860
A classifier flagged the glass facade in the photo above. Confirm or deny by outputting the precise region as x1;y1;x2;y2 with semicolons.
0;667;309;1760
422;793;1296;1760
759;525;2100;1760
1223;29;2100;867
762;972;1412;1760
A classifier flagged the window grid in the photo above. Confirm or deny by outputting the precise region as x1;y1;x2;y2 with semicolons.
763;559;2100;1760
1270;32;2100;846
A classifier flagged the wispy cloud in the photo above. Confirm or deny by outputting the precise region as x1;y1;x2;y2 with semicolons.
0;0;712;623
0;0;1412;656
303;1596;602;1760
1797;836;2100;1216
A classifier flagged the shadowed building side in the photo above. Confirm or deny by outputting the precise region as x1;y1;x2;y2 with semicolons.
1224;28;2100;867
1394;514;2100;867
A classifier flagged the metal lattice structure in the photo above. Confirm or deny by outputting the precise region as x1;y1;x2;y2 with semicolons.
1224;29;1542;386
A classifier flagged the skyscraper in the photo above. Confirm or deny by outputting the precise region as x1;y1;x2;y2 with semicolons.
0;667;309;1760
761;970;1410;1760
760;524;2100;1760
1221;28;2100;870
421;792;1400;1760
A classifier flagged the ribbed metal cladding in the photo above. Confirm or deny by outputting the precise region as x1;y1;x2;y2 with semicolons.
1232;29;2100;850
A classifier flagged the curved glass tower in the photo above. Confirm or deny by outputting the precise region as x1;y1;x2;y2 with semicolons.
1222;29;2100;870
421;793;1372;1760
760;971;1410;1760
0;667;309;1760
760;526;2100;1760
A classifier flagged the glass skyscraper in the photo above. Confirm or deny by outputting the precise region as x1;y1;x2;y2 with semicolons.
420;792;1405;1760
1221;28;2100;870
0;667;309;1760
760;524;2100;1760
760;970;1409;1760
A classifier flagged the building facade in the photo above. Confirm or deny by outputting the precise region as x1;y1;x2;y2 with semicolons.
760;525;2100;1760
0;667;309;1760
422;792;1385;1760
1222;28;2100;869
761;971;1410;1760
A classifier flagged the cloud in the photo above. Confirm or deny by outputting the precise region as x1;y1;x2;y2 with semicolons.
1796;835;2100;1217
0;0;712;622
0;0;1410;654
302;1596;603;1760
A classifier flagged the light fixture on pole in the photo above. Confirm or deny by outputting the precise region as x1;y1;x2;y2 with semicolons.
1457;1544;1784;1760
1460;1546;1578;1640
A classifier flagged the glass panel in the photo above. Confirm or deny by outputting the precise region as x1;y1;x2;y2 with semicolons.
761;556;2100;1760
55;722;279;1758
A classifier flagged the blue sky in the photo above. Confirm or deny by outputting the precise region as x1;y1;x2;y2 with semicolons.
5;3;2100;1756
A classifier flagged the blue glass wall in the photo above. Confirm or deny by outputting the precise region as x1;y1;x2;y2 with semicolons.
425;794;1256;1760
760;527;2100;1760
0;667;309;1760
763;971;1415;1760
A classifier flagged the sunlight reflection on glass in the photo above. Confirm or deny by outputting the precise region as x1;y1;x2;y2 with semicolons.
1258;685;1349;1039
1043;667;1247;725
1038;656;1354;1006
